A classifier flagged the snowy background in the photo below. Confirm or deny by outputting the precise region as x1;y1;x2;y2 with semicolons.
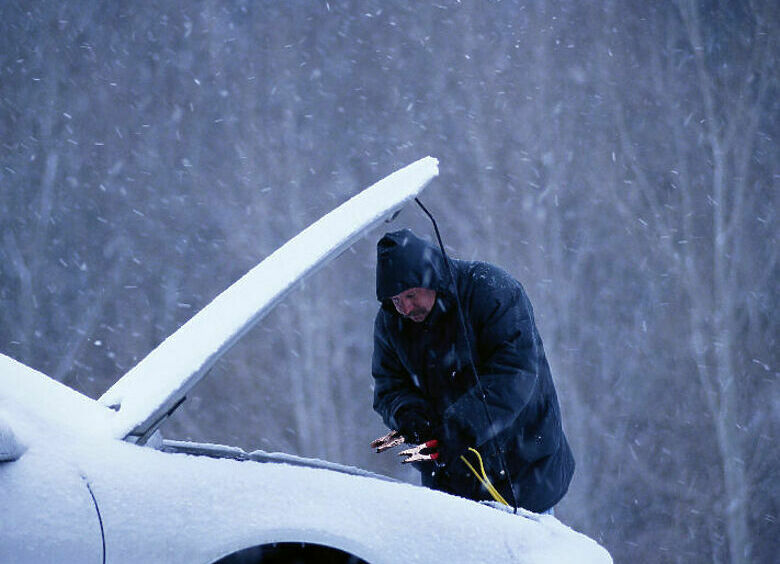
1;2;776;562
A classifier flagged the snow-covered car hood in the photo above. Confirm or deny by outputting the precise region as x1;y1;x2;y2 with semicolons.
97;157;439;442
0;354;612;563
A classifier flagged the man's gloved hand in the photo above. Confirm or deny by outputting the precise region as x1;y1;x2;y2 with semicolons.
395;408;433;445
430;422;473;467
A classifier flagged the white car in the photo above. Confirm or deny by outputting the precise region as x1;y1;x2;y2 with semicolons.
1;158;612;563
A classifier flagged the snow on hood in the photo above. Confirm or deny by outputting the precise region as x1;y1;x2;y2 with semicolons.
0;364;611;563
99;157;439;441
36;416;610;564
0;352;115;440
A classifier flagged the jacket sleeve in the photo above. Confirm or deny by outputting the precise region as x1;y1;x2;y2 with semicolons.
371;312;430;431
442;268;541;447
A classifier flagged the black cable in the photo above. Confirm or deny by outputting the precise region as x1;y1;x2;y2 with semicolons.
415;197;520;513
83;477;106;564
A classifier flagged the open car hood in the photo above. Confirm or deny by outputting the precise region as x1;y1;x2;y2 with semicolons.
98;157;439;441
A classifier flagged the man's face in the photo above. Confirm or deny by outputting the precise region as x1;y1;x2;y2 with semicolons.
390;287;437;323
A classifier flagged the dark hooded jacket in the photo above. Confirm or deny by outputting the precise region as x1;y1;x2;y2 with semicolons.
372;229;574;512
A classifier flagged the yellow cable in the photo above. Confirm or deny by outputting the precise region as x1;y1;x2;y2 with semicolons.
468;447;506;504
460;447;509;506
459;455;485;487
460;455;503;503
461;455;507;506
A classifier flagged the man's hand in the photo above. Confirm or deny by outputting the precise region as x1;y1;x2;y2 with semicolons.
429;423;473;467
395;408;433;445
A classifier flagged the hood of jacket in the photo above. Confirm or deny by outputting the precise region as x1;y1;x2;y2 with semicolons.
375;229;450;305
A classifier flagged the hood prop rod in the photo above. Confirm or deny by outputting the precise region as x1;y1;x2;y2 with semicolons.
130;395;187;446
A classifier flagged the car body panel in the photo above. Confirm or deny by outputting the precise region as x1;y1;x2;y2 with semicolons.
0;444;104;564
0;356;106;563
98;157;439;442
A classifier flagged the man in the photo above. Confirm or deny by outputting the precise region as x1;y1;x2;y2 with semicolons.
371;228;574;513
